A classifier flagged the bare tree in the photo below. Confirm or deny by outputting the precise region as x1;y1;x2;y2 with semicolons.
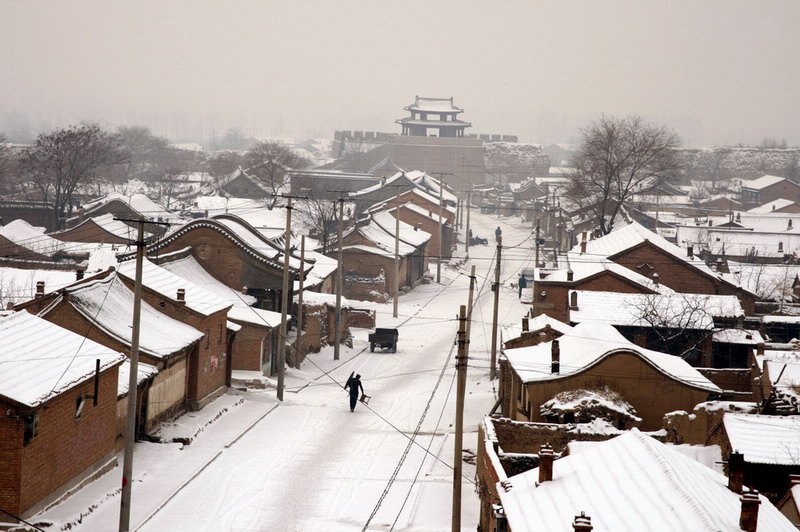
21;123;127;229
245;141;311;197
295;198;339;254
0;134;15;195
206;150;245;184
116;126;170;180
566;115;681;235
340;138;371;173
627;293;718;361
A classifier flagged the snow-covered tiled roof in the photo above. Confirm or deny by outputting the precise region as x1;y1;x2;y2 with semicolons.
742;174;787;190
117;259;232;316
540;259;673;294
155;250;257;307
294;250;337;291
355;220;418;256
82;192;175;219
341;244;395;258
59;275;204;359
0;219;64;258
226;305;282;328
371;210;431;247
571;221;747;291
569;290;743;329
0;311;126;407
712;329;764;344
504;322;720;392
498;429;795;532
723;413;800;465
748;198;797;213
529;314;573;335
56;213;143;242
406;96;463;113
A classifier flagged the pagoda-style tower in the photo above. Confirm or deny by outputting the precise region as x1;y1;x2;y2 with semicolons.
396;96;472;138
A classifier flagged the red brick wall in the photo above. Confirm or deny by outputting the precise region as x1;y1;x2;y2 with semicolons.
612;244;755;314
1;366;119;515
230;323;269;371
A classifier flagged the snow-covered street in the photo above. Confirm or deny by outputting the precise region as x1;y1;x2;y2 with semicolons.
35;209;535;531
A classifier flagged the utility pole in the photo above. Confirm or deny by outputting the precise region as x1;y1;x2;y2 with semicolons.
535;221;541;268
437;177;444;283
465;265;476;359
452;304;468;532
276;197;293;401
335;194;345;360
490;236;502;380
464;190;471;252
116;217;169;532
294;235;305;366
394;191;401;319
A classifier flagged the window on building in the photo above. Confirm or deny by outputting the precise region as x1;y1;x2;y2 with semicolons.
23;413;39;445
779;242;784;253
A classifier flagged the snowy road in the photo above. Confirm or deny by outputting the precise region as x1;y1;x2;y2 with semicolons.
36;208;536;531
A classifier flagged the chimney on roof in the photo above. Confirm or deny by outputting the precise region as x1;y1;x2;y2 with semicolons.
242;286;248;295
415;223;420;232
709;219;713;226
551;339;560;374
177;288;186;304
572;512;593;531
687;245;694;258
6;302;13;310
736;212;741;222
728;451;745;493
789;219;794;230
76;269;84;281
538;444;555;483
652;272;659;287
757;342;764;356
522;317;529;332
580;240;586;254
566;268;574;282
35;281;45;298
739;491;761;532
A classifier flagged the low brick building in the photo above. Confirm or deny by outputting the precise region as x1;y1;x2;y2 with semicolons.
501;322;721;431
367;201;454;260
570;222;757;314
16;274;204;433
0;311;125;518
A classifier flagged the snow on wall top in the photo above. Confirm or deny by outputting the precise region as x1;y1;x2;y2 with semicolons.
568;290;743;329
63;275;204;359
712;328;764;344
504;322;720;392
117;258;232;316
294;291;352;309
117;358;158;398
226;305;282;328
499;429;795;532
723;413;800;465
294;249;337;291
0;311;125;407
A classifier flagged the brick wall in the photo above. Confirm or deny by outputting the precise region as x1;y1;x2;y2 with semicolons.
6;366;120;516
229;323;270;371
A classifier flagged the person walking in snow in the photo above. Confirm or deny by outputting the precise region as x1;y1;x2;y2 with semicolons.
518;274;527;298
495;226;502;241
345;372;364;412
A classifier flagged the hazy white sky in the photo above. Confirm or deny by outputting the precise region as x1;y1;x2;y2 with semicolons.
1;1;798;146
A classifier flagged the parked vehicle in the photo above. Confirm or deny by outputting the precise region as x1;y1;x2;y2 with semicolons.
368;328;398;353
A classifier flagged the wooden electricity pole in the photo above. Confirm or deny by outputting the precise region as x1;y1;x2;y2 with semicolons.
277;197;293;401
430;172;451;283
294;235;305;365
335;197;344;360
465;265;476;358
490;236;502;380
117;217;169;532
452;304;468;532
464;190;471;252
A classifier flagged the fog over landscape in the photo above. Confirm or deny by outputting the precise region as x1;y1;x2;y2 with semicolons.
1;1;798;145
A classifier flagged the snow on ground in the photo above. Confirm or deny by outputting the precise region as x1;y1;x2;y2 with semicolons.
32;207;534;531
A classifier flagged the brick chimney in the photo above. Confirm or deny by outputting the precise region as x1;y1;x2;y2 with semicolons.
76;269;84;281
551;339;560;374
757;342;764;356
177;288;186;304
538;443;554;483
580;240;587;254
35;281;45;298
739;491;761;532
652;272;659;287
242;285;248;295
687;245;694;258
566;268;574;281
572;512;593;531
6;302;13;310
728;451;745;493
522;317;529;332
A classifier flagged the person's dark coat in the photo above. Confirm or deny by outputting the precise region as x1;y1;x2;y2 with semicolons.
345;372;364;411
